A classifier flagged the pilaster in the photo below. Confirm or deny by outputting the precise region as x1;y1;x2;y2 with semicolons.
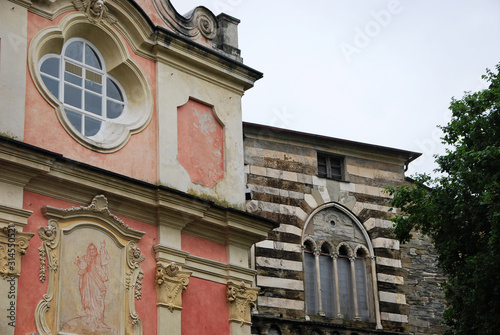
155;262;191;335
227;281;259;335
0;223;34;335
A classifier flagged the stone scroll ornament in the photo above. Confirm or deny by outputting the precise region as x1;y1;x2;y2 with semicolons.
227;281;259;326
151;0;217;40
155;262;191;312
35;195;146;335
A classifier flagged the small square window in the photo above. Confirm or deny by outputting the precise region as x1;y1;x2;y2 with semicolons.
317;153;344;180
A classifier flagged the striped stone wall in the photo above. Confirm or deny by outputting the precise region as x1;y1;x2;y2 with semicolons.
243;124;441;334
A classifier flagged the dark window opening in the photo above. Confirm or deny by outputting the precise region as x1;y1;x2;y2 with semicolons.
317;153;344;180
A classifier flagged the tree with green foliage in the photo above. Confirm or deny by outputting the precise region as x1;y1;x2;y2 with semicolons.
386;64;500;335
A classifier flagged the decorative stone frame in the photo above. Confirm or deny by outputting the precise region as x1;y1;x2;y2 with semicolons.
28;12;153;153
35;195;146;335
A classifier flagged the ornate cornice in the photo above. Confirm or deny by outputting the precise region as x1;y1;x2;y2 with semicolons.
1;139;276;253
155;262;191;312
153;244;256;284
0;205;33;228
227;281;259;326
42;195;145;241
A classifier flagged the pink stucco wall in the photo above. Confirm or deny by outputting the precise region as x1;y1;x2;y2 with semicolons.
182;233;227;263
182;276;230;335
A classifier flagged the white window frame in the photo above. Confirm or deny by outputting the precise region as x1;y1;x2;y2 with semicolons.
39;38;127;139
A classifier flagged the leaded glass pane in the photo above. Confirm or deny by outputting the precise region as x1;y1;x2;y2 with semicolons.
64;84;82;108
85;44;102;69
106;78;123;101
65;41;83;62
85;116;101;136
304;251;318;315
355;259;369;321
85;79;102;94
64;72;82;86
40;58;60;78
338;257;352;319
41;75;59;98
107;100;124;119
320;254;334;317
65;109;82;132
85;91;102;116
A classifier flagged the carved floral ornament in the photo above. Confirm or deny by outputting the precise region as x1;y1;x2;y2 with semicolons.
0;223;34;279
36;195;146;335
227;281;259;326
155;262;191;312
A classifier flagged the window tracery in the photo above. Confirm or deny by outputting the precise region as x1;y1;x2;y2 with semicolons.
302;204;381;327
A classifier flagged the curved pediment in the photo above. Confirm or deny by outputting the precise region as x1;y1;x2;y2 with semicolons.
152;0;218;40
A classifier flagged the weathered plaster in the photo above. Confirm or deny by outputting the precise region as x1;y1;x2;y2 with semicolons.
0;2;28;140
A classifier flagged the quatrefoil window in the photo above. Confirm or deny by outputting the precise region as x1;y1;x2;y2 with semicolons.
40;38;126;138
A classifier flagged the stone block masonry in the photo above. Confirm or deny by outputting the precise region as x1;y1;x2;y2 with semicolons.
243;123;434;334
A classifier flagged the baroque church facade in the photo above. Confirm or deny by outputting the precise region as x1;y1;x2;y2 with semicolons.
0;0;445;334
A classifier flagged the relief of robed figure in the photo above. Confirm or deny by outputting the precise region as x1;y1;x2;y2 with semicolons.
61;240;117;334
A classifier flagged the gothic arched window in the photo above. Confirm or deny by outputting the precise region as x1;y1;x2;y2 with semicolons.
302;204;381;326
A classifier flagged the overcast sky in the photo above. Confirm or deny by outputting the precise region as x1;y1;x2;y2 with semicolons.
172;1;500;176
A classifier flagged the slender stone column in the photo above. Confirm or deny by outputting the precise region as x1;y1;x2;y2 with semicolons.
370;256;383;329
0;223;34;335
349;255;361;321
314;249;324;315
155;261;191;335
331;253;342;318
227;281;259;335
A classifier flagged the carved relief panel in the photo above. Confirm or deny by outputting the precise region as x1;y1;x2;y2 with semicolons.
35;195;145;335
